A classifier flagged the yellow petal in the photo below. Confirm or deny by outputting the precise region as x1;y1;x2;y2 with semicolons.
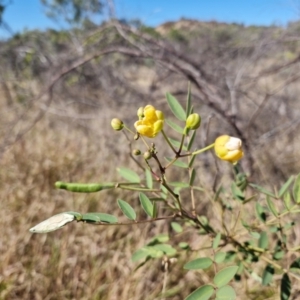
135;124;153;138
153;120;164;136
155;110;164;121
144;106;157;123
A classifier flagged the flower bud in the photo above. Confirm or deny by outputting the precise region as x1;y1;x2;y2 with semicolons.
214;135;243;164
143;151;152;160
111;118;124;131
186;113;201;130
137;107;144;119
132;149;141;156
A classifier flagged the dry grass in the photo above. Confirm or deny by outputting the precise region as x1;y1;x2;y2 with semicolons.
1;23;300;299
0;96;297;300
0;100;208;299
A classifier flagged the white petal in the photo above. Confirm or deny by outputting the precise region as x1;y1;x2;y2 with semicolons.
226;137;242;151
30;213;75;233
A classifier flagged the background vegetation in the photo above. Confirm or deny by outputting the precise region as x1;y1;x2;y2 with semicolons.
1;1;300;298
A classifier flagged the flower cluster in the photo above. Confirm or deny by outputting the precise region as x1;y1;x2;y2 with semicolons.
134;105;164;138
111;103;244;164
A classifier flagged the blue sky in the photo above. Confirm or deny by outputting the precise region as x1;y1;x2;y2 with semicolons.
1;0;300;38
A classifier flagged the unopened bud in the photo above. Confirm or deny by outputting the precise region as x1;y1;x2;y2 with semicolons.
143;151;152;160
186;113;201;130
111;118;124;131
137;107;144;119
132;149;141;156
214;135;243;164
134;133;140;140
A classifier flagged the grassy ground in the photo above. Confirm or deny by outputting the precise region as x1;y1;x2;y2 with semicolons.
1;21;300;299
0;97;288;300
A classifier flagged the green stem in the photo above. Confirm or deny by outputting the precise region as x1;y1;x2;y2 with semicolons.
161;129;177;154
178;133;186;154
123;125;136;135
117;185;161;192
140;135;150;149
92;214;176;226
164;157;178;169
161;181;183;215
192;143;215;155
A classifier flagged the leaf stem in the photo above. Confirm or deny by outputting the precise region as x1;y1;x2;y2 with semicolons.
192;143;215;155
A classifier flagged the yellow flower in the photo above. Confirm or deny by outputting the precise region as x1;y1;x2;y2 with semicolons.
134;105;164;138
214;135;243;163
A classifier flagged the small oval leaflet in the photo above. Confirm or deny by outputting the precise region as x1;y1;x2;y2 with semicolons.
29;213;75;233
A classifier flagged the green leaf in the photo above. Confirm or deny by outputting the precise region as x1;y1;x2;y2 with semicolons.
279;176;294;198
117;199;136;220
280;273;291;300
250;183;276;198
171;222;183;233
184;257;213;270
273;250;285;261
169;182;190;188
165;157;189;168
266;196;278;217
169;138;187;151
213;233;222;249
188;154;196;168
148;233;169;245
165;119;184;134
117;167;140;183
132;246;164;260
145;168;153;189
255;202;267;223
213;266;239;288
231;182;245;201
160;184;168;199
65;211;83;220
290;258;300;272
186;82;192;118
189;169;196;186
214;185;224;202
215;252;226;264
144;246;164;258
224;251;236;263
293;173;300;203
82;213;118;223
185;285;214;300
216;285;236;300
187;130;197;151
179;242;189;249
262;265;274;286
139;193;154;217
166;92;186;121
131;248;151;262
258;231;268;250
250;231;260;239
152;201;158;218
193;186;204;192
153;244;177;256
283;192;292;210
174;187;181;194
